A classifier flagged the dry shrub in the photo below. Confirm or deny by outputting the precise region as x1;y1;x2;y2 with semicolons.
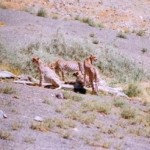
125;83;141;97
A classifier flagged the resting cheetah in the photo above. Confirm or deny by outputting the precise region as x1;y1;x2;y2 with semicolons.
32;57;63;89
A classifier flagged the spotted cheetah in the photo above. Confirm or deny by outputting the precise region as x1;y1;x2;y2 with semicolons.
84;55;99;94
49;59;84;81
32;57;63;89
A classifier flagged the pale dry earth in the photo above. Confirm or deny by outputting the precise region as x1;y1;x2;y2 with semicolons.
0;9;150;71
0;1;150;150
0;82;150;150
0;0;150;33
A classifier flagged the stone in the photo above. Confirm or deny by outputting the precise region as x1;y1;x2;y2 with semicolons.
34;116;43;122
55;93;64;99
0;70;16;78
0;110;7;119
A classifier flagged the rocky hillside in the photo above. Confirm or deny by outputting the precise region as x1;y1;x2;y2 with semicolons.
0;1;150;150
0;82;150;150
0;0;150;33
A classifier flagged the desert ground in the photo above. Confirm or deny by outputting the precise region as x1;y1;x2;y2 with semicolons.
0;0;150;150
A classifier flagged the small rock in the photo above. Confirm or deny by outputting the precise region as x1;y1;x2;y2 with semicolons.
55;93;64;99
13;96;19;99
73;128;79;132
3;113;7;118
34;116;43;122
0;70;16;78
0;110;7;119
51;94;55;97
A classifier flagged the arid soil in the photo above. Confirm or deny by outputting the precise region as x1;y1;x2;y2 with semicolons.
0;0;150;33
0;82;150;150
0;1;150;150
0;8;150;71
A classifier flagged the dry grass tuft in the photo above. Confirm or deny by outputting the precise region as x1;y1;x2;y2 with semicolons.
11;121;22;130
30;121;53;132
0;86;16;94
54;118;75;129
42;98;52;105
117;32;127;39
121;106;136;119
67;111;96;125
125;83;141;97
113;98;126;108
136;30;145;36
81;100;111;114
63;91;83;101
24;136;36;144
0;130;12;140
37;8;47;17
31;117;75;132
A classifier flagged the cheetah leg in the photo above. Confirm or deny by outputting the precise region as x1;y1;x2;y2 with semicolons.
39;73;44;87
62;71;65;81
84;72;87;87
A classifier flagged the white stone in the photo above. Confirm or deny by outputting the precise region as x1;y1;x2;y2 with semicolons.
34;116;43;122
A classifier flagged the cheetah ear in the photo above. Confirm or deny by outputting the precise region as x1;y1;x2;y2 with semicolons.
32;57;39;62
32;57;36;62
90;54;93;56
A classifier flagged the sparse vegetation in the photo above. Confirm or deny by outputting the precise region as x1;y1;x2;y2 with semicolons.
11;121;22;130
66;111;96;125
78;113;96;125
141;48;147;54
37;8;47;17
125;83;141;97
0;2;7;9
42;98;52;105
117;32;127;39
63;91;83;101
60;130;72;139
0;86;16;94
113;98;126;108
24;136;36;144
81;100;111;114
89;33;95;37
30;120;53;132
54;118;75;129
31;117;75;132
51;14;59;19
75;16;104;28
121;106;136;119
0;21;5;27
1;30;148;83
92;39;99;44
136;30;145;36
0;130;12;140
0;2;150;149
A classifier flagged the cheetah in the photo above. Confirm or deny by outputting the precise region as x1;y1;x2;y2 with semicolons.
49;59;84;81
84;55;99;94
32;57;63;90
